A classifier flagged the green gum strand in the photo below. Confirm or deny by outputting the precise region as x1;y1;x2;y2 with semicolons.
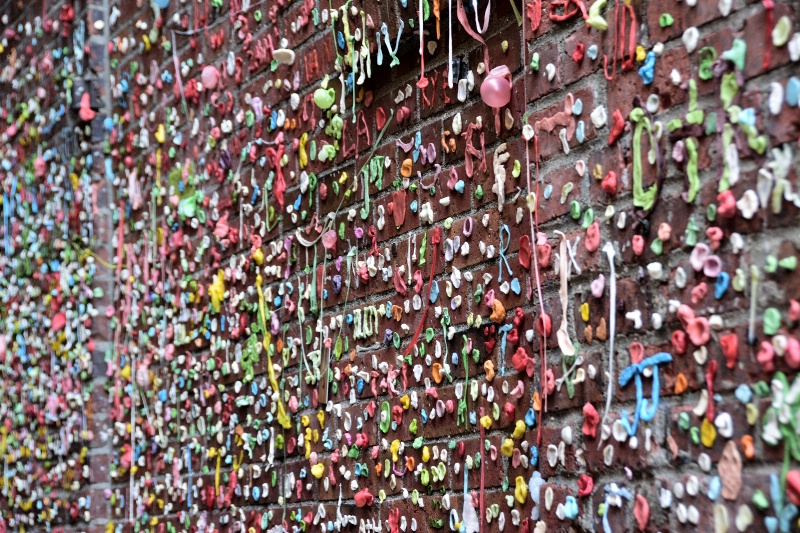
685;137;699;203
685;79;704;125
629;108;659;212
720;73;739;111
360;163;372;219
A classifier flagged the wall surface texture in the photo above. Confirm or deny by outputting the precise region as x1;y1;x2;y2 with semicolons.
2;0;800;532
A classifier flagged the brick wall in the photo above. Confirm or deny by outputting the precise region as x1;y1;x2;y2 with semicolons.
0;0;110;530
3;0;800;531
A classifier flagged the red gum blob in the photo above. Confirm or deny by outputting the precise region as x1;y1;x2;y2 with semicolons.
519;235;532;269
787;338;800;370
392;190;407;226
629;342;644;364
511;347;531;373
354;488;374;507
634;494;650;531
608;109;625;145
706;227;724;250
538;242;552;268
582;402;600;438
537;313;552;338
676;304;696;329
757;341;776;372
601;171;617;195
720;333;738;369
686;317;710;346
585;222;600;252
577;473;594;497
791;300;800;322
786;470;800;506
716;190;737;218
391;405;403;424
632;235;645;256
691;282;708;304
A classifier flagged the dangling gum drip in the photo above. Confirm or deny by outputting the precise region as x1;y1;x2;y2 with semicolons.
598;242;616;448
521;12;550;447
629;100;666;222
448;0;454;87
471;0;491;33
360;11;371;82
171;31;187;112
256;273;291;429
479;406;486;533
402;227;442;360
417;0;429;89
458;0;502;133
115;199;125;280
434;0;442;39
191;0;200;48
441;66;453;104
705;360;717;422
533;138;549;448
350;31;358;118
457;0;490;70
603;0;637;81
328;0;343;66
333;2;356;114
130;348;137;522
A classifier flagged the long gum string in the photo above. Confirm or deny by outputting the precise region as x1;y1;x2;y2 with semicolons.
521;10;548;448
402;228;442;360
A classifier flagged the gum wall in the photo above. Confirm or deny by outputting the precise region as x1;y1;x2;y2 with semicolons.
1;0;800;531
